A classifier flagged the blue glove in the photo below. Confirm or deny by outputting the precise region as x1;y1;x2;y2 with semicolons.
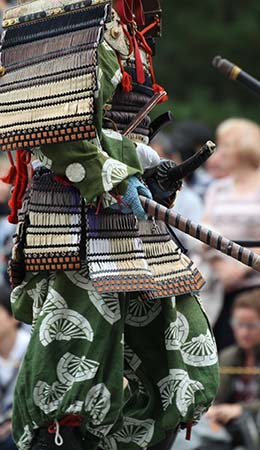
112;176;152;220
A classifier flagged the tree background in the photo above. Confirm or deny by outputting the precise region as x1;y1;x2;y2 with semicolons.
153;0;260;128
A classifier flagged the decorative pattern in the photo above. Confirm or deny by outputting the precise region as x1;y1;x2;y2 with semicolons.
101;159;129;191
28;279;49;325
16;425;34;450
33;380;67;414
65;163;86;183
181;330;218;367
65;401;84;415
158;369;204;417
165;312;189;351
10;280;28;304
112;417;155;448
164;310;218;367
57;352;99;384
125;297;161;327
85;383;111;425
124;345;142;372
86;424;114;440
65;272;121;325
40;288;68;316
39;309;93;346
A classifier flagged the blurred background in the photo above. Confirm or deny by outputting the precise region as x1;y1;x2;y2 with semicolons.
154;0;260;127
0;1;259;450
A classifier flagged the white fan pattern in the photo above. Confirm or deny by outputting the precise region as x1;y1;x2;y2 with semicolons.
64;263;89;290
165;312;189;351
40;288;68;316
112;417;155;448
124;344;142;371
181;330;218;367
101;159;128;191
57;352;99;385
100;437;117;450
10;280;28;304
85;383;111;425
39;308;93;346
33;380;67;414
158;369;204;417
65;401;84;414
125;298;161;327
86;423;114;439
28;279;48;307
65;272;121;324
17;425;34;450
164;310;218;367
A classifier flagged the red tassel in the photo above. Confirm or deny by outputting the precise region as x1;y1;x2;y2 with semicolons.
7;150;30;224
117;52;133;92
122;70;133;92
133;35;145;84
152;83;169;103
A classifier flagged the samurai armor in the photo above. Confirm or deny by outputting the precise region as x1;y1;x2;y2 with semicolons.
0;0;112;151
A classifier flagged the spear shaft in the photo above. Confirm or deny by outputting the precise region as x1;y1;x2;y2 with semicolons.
140;196;260;272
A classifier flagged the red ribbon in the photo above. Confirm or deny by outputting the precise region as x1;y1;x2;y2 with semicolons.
114;0;145;85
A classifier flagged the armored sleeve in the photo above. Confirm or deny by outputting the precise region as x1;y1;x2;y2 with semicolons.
0;0;142;202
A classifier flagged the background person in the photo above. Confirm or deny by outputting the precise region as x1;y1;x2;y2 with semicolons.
206;290;260;450
202;118;260;349
0;284;29;450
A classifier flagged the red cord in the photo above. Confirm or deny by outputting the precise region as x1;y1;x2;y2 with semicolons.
48;415;83;434
117;53;133;92
185;422;193;441
7;150;31;224
95;194;103;216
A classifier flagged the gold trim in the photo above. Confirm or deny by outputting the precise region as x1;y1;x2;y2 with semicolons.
0;66;6;77
230;65;241;80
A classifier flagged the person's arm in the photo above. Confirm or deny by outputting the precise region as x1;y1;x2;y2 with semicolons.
239;399;260;415
39;139;141;203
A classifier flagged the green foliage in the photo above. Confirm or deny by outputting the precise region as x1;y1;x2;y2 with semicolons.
153;0;260;127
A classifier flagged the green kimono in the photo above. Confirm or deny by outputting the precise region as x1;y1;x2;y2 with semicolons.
10;41;219;450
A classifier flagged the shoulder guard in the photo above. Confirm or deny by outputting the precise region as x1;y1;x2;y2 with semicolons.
104;9;129;57
0;0;112;151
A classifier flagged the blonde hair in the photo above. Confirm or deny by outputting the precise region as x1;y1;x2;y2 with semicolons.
217;118;260;168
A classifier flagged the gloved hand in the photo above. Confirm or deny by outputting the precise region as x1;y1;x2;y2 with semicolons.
112;176;152;220
136;143;160;170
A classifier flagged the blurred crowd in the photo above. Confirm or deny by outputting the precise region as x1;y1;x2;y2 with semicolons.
152;117;260;450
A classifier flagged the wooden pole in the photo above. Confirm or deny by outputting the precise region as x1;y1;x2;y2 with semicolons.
140;196;260;272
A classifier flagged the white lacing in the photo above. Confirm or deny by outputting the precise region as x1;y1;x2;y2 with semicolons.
54;420;64;447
